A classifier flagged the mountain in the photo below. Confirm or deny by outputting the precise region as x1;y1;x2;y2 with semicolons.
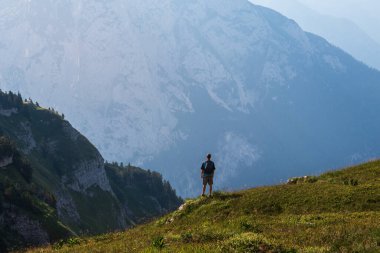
1;0;380;197
249;0;380;70
28;160;380;252
0;90;181;251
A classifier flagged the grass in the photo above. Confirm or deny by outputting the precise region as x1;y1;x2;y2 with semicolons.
25;160;380;252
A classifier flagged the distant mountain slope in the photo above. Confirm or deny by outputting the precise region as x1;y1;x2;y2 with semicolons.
297;0;380;45
249;0;380;70
28;160;380;252
0;90;181;251
1;0;380;197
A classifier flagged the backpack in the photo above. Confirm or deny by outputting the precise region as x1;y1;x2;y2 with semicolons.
203;161;215;174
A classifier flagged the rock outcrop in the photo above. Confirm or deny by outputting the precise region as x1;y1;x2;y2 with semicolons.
0;156;12;168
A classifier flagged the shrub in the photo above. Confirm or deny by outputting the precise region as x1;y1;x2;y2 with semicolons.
343;178;359;186
305;176;318;183
180;232;193;243
152;236;165;249
240;220;262;233
53;238;82;250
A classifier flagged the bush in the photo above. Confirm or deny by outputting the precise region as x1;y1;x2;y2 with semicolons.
53;238;82;250
240;220;262;233
343;178;359;186
180;232;193;243
152;236;165;249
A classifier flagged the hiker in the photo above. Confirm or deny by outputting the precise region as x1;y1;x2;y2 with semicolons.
201;153;216;197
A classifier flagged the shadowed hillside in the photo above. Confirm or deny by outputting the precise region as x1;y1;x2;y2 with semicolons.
0;90;182;252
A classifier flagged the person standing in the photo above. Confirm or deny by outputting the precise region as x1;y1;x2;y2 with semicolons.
201;153;216;197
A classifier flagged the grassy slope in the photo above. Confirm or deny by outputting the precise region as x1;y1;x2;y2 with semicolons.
27;160;380;253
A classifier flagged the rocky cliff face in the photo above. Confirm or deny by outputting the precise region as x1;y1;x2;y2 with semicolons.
64;156;113;194
0;156;12;168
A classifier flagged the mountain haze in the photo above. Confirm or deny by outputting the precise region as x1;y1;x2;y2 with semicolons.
249;0;380;70
1;0;380;196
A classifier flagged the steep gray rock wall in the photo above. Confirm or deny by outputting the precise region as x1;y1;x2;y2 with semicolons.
10;214;50;245
64;156;113;194
54;189;81;225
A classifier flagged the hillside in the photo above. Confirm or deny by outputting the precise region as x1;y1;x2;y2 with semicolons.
0;90;182;251
28;160;380;252
0;136;71;252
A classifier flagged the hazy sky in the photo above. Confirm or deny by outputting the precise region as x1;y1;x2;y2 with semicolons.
298;0;380;44
251;0;380;45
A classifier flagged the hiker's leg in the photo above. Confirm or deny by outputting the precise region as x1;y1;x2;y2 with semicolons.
202;184;206;196
209;177;213;196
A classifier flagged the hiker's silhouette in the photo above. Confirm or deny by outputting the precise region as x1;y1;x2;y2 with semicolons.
200;153;216;197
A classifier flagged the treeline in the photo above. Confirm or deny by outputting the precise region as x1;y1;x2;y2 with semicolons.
105;162;182;208
0;90;65;119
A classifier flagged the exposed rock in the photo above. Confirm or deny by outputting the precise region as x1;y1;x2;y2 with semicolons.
0;108;18;117
0;155;12;168
10;214;49;245
64;156;113;194
18;122;36;154
54;189;81;225
148;196;163;214
178;203;186;211
287;176;318;184
62;121;80;142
